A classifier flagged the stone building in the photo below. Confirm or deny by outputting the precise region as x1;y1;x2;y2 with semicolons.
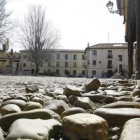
0;40;21;74
20;49;86;76
0;49;21;74
84;43;135;78
0;39;21;74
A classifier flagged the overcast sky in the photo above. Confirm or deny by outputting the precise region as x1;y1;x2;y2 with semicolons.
6;0;125;52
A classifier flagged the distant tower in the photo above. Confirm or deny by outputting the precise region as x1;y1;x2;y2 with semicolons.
2;39;9;52
6;39;9;50
2;44;6;52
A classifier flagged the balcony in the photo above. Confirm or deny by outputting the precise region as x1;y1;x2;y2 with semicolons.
107;65;113;69
107;55;113;59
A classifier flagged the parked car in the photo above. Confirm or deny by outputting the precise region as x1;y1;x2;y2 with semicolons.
78;73;84;77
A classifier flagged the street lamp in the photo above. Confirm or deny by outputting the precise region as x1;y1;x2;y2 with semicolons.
106;1;120;14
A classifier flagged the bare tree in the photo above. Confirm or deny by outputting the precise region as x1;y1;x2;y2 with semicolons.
19;6;60;74
0;0;15;43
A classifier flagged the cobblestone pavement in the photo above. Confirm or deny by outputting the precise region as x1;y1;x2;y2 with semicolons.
0;75;135;140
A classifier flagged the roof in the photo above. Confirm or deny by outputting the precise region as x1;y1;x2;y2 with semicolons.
85;43;128;53
20;49;85;53
90;43;128;48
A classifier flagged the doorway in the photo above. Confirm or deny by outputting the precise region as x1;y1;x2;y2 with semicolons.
108;70;113;78
32;69;34;74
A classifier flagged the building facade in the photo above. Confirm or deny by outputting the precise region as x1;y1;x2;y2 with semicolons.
20;49;86;76
85;43;134;78
0;49;21;74
1;43;134;78
0;40;21;74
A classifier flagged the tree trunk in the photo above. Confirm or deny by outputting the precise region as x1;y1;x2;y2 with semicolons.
136;0;140;79
35;64;39;75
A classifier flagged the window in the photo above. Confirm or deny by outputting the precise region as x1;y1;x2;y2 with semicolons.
56;69;59;74
0;60;6;62
92;70;96;75
56;61;59;67
14;60;20;62
108;50;112;56
108;50;113;58
73;54;77;60
65;54;68;60
82;55;85;60
99;61;101;63
93;60;96;65
118;55;122;61
73;70;76;75
82;70;85;76
65;70;69;75
108;60;112;68
92;50;97;55
119;64;122;70
23;63;26;67
24;70;30;71
73;62;77;67
65;62;68;67
48;61;51;67
57;54;60;60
